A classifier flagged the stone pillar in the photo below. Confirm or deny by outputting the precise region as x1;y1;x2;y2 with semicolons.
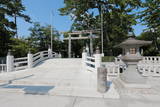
136;48;140;56
82;47;87;71
90;32;93;55
40;52;43;61
7;50;14;72
28;51;33;68
48;48;52;58
97;67;107;93
86;44;89;56
68;34;71;58
141;48;143;55
95;47;101;70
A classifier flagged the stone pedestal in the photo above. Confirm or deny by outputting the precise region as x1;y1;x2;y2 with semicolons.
120;64;146;84
97;67;107;93
119;55;150;88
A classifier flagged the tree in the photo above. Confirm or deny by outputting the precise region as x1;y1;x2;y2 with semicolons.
0;0;16;56
137;31;159;56
8;0;31;38
139;0;160;53
27;22;61;52
0;0;30;57
59;0;142;56
10;38;36;57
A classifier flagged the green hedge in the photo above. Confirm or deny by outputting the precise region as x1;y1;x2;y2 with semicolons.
102;56;115;62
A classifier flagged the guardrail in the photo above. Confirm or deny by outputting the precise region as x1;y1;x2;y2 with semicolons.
102;62;120;77
33;52;41;66
141;56;160;64
138;64;160;77
82;47;101;72
33;51;52;66
85;56;96;72
14;57;28;71
116;56;160;64
1;48;60;73
105;64;120;76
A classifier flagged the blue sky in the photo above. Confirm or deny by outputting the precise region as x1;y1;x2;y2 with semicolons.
17;0;146;37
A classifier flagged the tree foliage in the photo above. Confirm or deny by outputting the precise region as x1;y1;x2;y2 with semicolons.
0;0;30;57
10;38;36;58
9;0;31;38
59;0;142;56
27;22;61;52
139;0;160;54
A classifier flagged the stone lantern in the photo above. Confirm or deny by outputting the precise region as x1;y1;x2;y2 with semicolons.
116;34;152;85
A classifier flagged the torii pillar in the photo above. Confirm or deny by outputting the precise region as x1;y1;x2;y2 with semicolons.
68;34;71;58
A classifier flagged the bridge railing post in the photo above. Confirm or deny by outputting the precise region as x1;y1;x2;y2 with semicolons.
95;47;102;71
28;51;33;68
40;52;43;61
82;47;87;71
58;53;62;58
48;48;52;58
7;50;14;72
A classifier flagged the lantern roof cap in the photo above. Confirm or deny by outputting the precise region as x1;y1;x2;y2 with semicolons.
115;36;152;48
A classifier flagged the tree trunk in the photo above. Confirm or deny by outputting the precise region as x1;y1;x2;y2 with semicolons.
14;14;18;38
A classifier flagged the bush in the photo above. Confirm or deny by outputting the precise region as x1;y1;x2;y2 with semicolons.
102;56;115;62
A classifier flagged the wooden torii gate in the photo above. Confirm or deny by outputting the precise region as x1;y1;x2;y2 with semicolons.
62;30;100;58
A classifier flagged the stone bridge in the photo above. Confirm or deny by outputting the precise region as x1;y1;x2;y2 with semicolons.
0;58;119;98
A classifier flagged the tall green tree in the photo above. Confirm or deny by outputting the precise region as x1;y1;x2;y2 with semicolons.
10;38;36;58
137;31;158;56
8;0;31;38
59;0;141;56
139;0;160;53
27;22;61;52
0;0;30;56
0;0;16;56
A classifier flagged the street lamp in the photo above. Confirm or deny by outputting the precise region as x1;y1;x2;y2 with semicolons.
50;11;54;51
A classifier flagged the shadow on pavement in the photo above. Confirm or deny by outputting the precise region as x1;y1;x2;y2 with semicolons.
3;85;54;95
0;74;34;87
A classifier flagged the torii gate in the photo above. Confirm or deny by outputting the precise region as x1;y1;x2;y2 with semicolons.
62;30;100;58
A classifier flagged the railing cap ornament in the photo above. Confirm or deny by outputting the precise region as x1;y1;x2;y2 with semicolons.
48;45;51;49
28;49;31;54
7;49;12;56
96;46;100;54
83;47;86;52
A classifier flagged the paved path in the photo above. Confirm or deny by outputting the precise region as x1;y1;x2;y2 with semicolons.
0;90;160;107
0;58;160;107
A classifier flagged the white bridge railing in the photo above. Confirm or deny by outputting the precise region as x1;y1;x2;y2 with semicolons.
102;62;120;77
114;56;160;77
141;56;160;63
138;56;160;77
138;64;160;77
82;48;101;72
83;54;160;77
14;57;28;71
0;48;60;73
85;56;96;72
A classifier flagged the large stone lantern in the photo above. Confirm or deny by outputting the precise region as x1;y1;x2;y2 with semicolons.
116;35;152;85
